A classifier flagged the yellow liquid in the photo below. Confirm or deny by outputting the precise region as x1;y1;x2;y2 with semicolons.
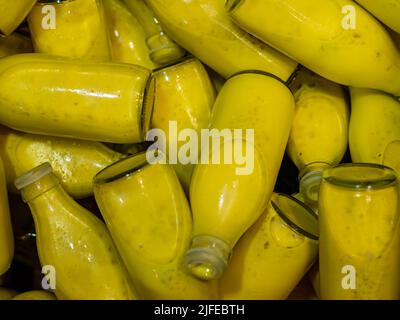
319;165;400;299
211;72;295;205
190;140;268;248
22;173;136;300
0;126;123;198
0;54;152;143
12;291;56;300
220;195;318;300
288;70;349;170
0;0;37;35
94;156;217;299
28;0;110;60
355;0;400;34
150;58;215;192
103;0;157;69
147;0;297;80
0;33;32;58
0;156;13;276
229;0;400;96
350;88;400;165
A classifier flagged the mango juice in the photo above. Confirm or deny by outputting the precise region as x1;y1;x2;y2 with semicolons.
227;0;400;97
146;0;297;80
0;126;124;198
319;164;400;299
350;88;400;167
0;54;153;143
220;194;318;300
149;58;215;192
288;69;349;205
211;72;295;203
355;0;400;34
28;0;110;60
15;163;137;300
94;153;217;299
186;71;295;280
103;0;157;69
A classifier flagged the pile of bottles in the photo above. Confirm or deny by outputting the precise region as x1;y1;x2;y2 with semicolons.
1;0;400;300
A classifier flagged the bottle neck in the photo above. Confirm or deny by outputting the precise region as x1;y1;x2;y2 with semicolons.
299;162;331;206
20;173;60;203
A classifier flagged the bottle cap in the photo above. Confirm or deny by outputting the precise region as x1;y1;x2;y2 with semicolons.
185;235;231;280
14;162;53;191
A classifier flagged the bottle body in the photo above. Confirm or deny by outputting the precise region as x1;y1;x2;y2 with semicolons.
146;0;297;80
350;88;400;170
220;194;318;300
228;0;400;96
17;164;137;300
149;58;215;192
211;72;295;202
0;0;37;35
288;69;349;205
319;164;400;299
355;0;400;33
186;72;295;280
103;0;157;69
94;154;217;299
28;0;111;60
0;126;124;198
0;156;13;276
0;54;152;143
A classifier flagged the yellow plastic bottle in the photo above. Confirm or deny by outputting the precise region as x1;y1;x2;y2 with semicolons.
220;193;318;300
186;71;295;280
93;153;217;299
103;0;157;69
0;288;18;300
0;126;124;199
287;69;349;206
13;291;57;300
0;156;13;276
28;0;110;60
319;163;400;299
15;163;137;300
355;0;400;34
0;53;153;143
122;0;185;65
148;58;215;192
146;0;297;80
0;0;37;35
349;88;400;171
0;33;32;58
227;0;400;97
